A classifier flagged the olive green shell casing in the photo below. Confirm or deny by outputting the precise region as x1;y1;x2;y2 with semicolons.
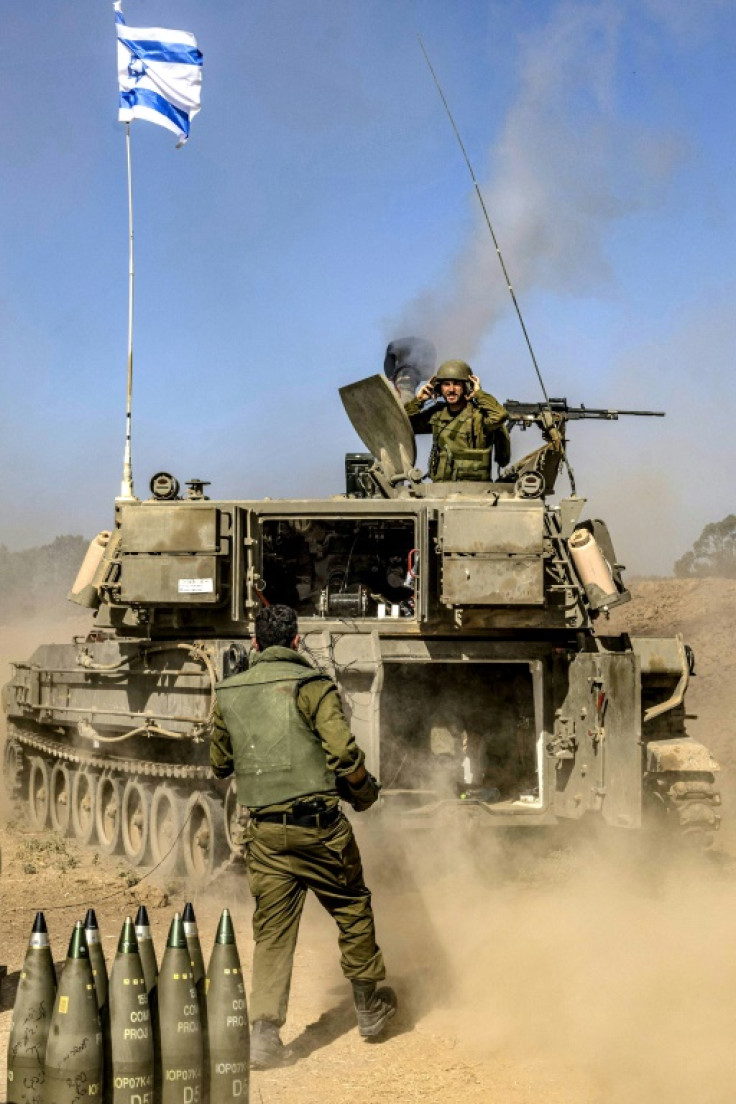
83;908;109;1012
7;912;57;1104
182;902;209;1098
42;921;103;1104
133;905;159;997
158;913;203;1104
108;917;154;1104
206;909;249;1104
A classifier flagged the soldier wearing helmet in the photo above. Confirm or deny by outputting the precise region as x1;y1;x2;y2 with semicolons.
403;359;510;482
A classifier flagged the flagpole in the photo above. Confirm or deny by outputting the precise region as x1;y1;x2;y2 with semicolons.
114;2;202;502
120;121;136;500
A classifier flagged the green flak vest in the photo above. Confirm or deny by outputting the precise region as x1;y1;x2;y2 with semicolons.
429;404;494;482
215;661;337;809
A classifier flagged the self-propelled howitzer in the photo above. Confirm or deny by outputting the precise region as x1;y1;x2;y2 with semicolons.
1;375;720;877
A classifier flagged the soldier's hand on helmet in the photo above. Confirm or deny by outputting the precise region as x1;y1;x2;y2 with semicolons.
417;377;437;402
468;374;481;396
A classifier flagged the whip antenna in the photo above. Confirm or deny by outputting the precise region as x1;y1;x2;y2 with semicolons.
417;35;547;400
120;121;136;501
417;35;577;490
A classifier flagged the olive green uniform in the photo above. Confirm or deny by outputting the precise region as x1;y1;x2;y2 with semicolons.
211;646;385;1027
404;389;510;481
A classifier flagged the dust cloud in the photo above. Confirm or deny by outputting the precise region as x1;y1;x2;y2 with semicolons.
0;613;90;706
0;610;90;822
356;818;736;1104
345;578;736;1103
3;574;735;1100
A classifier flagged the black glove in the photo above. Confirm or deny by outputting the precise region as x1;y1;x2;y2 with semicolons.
336;771;381;812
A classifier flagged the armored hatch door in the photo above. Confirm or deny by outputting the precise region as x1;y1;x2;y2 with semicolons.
339;375;416;481
439;502;545;606
550;650;642;828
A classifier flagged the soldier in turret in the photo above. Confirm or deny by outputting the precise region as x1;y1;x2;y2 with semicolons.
404;359;510;481
210;604;396;1069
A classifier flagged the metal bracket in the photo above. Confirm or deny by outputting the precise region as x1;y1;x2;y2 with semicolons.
643;633;689;724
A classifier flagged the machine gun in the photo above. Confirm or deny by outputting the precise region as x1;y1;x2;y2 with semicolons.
499;399;665;496
504;398;665;424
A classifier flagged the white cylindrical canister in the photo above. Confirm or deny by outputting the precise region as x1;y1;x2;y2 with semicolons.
568;528;617;604
70;531;111;594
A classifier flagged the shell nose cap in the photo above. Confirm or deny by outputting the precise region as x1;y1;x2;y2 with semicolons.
68;920;89;960
215;908;235;945
32;910;48;934
166;912;187;950
118;916;139;955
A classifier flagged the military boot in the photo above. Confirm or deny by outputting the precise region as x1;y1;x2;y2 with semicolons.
250;1020;294;1069
351;980;398;1038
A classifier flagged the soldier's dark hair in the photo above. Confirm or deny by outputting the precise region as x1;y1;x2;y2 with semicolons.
254;605;299;650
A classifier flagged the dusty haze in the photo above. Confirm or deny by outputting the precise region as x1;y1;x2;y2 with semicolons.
1;577;735;1102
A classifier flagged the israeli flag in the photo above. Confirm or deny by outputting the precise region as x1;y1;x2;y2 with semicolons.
115;2;202;147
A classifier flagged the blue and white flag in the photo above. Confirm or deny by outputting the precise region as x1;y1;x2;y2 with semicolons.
115;2;202;147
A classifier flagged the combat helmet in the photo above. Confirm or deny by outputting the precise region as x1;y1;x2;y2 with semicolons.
435;359;472;382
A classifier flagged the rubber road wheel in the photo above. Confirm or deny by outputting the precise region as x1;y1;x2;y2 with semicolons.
3;739;22;802
95;774;123;855
149;784;185;876
121;778;152;866
183;791;227;882
71;769;98;845
28;757;50;831
49;762;72;836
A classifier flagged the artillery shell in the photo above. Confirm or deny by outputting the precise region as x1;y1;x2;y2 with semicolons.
42;921;103;1104
182;901;209;1092
6;912;57;1104
83;908;108;1012
133;905;158;997
181;903;204;985
134;903;160;1092
158;912;203;1104
108;917;154;1104
206;909;249;1104
84;907;111;1098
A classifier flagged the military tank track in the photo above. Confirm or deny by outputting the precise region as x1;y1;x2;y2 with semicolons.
3;723;236;882
644;770;722;847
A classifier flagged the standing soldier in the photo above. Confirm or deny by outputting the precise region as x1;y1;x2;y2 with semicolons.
210;604;396;1069
404;359;510;481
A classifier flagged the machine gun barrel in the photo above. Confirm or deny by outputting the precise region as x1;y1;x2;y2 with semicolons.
504;398;665;422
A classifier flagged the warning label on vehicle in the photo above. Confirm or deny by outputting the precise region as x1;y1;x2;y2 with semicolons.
178;578;214;594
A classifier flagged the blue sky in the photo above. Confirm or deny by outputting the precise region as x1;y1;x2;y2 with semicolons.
1;0;734;574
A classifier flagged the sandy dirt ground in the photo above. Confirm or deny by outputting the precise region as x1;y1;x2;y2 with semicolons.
2;580;736;1104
